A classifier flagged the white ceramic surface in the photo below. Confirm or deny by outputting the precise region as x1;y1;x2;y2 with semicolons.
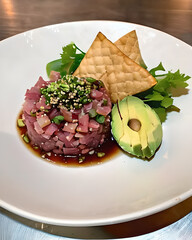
0;20;191;227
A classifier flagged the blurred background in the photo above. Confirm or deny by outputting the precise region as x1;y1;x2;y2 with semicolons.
0;0;191;44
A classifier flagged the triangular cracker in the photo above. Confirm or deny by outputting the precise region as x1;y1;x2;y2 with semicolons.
114;30;147;68
73;32;156;103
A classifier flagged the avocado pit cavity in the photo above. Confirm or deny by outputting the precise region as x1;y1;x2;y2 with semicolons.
128;118;141;132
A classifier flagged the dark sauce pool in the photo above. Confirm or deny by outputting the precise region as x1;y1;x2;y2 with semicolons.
17;112;120;167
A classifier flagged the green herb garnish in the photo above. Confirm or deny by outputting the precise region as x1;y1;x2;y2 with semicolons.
46;42;85;77
136;62;190;122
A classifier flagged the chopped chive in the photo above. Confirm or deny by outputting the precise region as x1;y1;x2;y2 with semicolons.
97;152;105;158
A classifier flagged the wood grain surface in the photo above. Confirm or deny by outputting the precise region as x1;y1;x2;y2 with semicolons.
0;0;191;45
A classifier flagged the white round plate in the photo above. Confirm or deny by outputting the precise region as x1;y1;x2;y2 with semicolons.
0;21;191;226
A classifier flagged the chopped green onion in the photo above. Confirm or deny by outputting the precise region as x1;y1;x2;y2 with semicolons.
30;112;36;117
89;109;97;118
103;99;108;106
97;152;105;158
96;115;105;124
17;119;25;127
52;115;64;124
79;156;85;163
22;134;30;143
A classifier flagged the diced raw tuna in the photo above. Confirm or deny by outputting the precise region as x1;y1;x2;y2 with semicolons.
23;99;37;115
37;115;51;128
53;148;63;154
55;140;64;149
83;102;93;113
24;112;47;146
22;76;112;159
36;96;51;110
42;134;51;140
34;121;44;134
48;108;61;120
63;147;80;155
76;114;89;133
41;140;55;152
49;71;61;82
78;144;86;149
63;123;78;133
56;131;68;142
66;133;74;142
75;132;84;138
81;148;90;154
34;76;47;89
44;123;58;136
25;87;41;101
92;99;100;110
88;119;100;129
96;106;111;116
90;89;103;100
60;107;72;122
79;131;99;146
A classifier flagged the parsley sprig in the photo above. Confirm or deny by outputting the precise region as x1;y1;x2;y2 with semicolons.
136;62;190;122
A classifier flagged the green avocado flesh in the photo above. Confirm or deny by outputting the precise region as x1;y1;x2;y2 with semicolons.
111;96;163;159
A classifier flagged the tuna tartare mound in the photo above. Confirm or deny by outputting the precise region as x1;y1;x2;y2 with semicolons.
20;71;112;160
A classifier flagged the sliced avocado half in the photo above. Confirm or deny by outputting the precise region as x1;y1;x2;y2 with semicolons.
111;96;163;159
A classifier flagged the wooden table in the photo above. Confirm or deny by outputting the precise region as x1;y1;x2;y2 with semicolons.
0;0;191;239
0;0;191;45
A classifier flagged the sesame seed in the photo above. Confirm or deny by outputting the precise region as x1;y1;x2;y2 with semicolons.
89;150;95;155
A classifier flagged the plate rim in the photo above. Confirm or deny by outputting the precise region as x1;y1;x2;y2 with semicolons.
1;189;191;226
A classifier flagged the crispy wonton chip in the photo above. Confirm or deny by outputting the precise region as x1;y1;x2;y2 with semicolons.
114;30;147;68
73;32;156;103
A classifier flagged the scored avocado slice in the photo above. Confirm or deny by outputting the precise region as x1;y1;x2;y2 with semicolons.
111;96;163;159
111;98;134;154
